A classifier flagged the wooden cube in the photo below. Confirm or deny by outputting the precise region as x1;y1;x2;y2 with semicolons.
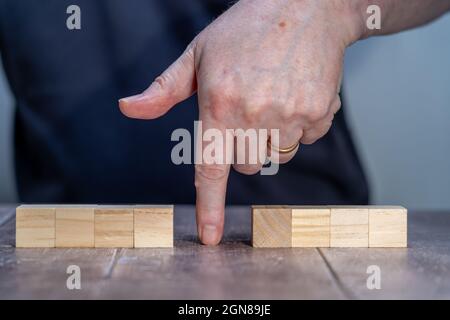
252;206;292;248
369;206;407;247
292;206;330;247
330;206;369;247
94;206;134;248
16;205;55;248
55;205;95;248
134;205;173;248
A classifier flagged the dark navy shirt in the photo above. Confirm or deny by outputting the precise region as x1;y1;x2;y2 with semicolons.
0;0;369;205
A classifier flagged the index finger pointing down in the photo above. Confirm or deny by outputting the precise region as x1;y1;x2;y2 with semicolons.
195;118;231;245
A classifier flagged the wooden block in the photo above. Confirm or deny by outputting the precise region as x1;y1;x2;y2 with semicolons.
134;205;173;248
16;205;55;248
292;206;330;247
55;205;95;248
330;206;369;247
252;206;291;247
369;206;407;247
95;206;134;248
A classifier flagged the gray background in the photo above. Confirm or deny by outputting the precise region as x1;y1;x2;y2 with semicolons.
0;15;449;209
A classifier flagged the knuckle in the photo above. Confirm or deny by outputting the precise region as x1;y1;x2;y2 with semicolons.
290;106;308;121
242;96;273;123
295;86;336;123
333;97;342;113
204;85;236;121
243;105;264;123
309;107;329;122
154;74;174;95
300;103;329;123
279;100;298;121
195;164;228;183
208;102;227;121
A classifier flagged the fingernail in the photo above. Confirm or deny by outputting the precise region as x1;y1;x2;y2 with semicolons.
118;94;143;104
201;224;219;245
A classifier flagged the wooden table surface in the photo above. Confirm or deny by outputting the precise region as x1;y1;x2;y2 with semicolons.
0;205;449;299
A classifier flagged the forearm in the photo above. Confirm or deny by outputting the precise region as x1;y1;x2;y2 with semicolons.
353;0;450;39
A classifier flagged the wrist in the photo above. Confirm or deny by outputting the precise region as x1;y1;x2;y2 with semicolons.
316;0;373;46
338;0;375;43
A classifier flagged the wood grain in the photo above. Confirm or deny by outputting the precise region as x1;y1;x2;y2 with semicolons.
292;206;330;247
94;206;133;248
55;205;95;248
252;206;291;247
16;205;55;248
369;206;407;247
330;206;369;247
134;205;173;248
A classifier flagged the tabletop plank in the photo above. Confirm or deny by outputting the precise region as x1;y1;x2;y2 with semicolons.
0;246;119;299
104;244;344;299
102;207;343;299
320;211;450;299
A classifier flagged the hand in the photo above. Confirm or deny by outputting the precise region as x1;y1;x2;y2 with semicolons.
119;0;363;245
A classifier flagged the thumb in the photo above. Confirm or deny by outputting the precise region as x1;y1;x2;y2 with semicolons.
119;42;197;119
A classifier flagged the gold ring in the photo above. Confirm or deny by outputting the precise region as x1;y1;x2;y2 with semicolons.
268;139;300;154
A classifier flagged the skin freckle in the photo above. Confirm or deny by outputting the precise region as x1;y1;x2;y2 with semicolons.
278;21;286;29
